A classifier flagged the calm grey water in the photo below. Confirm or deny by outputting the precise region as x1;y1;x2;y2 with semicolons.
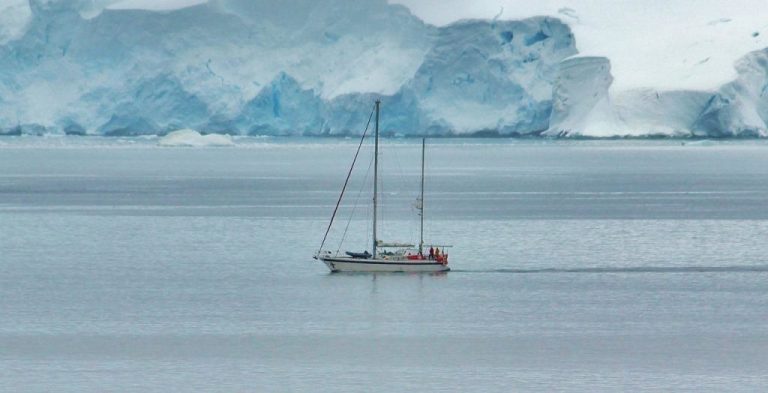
1;137;768;392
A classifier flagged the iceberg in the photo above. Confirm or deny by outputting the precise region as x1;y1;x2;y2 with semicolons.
157;129;234;147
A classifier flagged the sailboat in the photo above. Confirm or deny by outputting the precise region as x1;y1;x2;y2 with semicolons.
314;100;451;273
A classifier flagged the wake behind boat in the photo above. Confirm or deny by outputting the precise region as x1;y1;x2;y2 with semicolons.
314;100;451;273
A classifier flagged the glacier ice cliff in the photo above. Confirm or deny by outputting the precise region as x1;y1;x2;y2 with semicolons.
0;0;576;136
0;0;766;137
546;49;768;138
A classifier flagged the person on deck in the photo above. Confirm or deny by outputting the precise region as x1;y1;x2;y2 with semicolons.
435;247;440;258
429;247;434;260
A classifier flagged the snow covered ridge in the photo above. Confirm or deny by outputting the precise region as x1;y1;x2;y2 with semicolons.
0;0;765;138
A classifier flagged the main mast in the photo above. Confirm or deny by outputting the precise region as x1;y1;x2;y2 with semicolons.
419;137;425;255
372;100;380;259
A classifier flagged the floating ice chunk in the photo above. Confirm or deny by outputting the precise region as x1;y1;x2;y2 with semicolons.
158;129;234;147
684;140;717;147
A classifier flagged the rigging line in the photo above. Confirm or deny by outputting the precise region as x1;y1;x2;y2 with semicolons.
317;104;376;255
390;141;419;234
336;153;375;255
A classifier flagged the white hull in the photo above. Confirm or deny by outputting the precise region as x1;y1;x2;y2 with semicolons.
319;257;450;273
